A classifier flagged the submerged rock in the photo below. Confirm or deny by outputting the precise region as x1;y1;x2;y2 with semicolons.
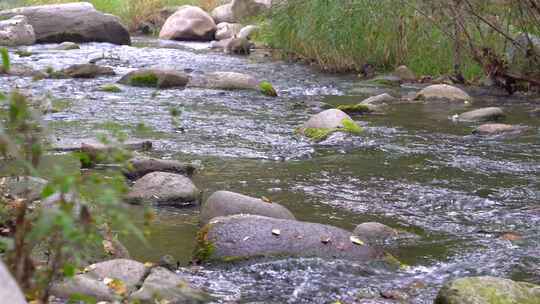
0;15;36;46
435;276;540;304
195;214;383;263
51;259;147;302
0;261;27;304
129;267;210;303
0;3;130;45
360;93;397;106
215;22;242;41
61;64;115;79
415;84;471;102
54;41;80;50
353;222;398;245
159;5;216;41
189;71;259;90
472;123;526;135
124;157;197;180
200;191;296;225
456;107;504;122
118;69;189;89
299;109;363;141
125;172;201;206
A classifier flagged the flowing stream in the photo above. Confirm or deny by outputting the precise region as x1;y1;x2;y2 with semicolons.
1;37;539;303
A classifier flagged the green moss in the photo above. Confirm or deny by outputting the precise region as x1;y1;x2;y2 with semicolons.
259;81;278;97
193;224;215;263
303;127;336;142
100;84;122;93
45;66;65;79
129;72;159;87
15;50;33;57
382;252;408;270
336;104;371;114
341;118;363;134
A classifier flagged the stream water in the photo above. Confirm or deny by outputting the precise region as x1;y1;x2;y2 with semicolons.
1;37;539;303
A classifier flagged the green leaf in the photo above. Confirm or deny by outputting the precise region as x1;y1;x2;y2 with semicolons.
0;48;10;72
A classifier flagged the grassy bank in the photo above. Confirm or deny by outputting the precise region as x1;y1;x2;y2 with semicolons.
264;0;539;79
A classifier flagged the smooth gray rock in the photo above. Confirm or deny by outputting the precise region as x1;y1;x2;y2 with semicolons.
0;260;27;304
200;191;295;225
126;172;201;206
51;259;147;302
196;214;384;262
61;64;115;79
353;222;397;245
231;0;271;21
302;109;352;130
129;267;210;303
472;123;526;135
159;5;216;41
215;22;242;40
188;71;258;90
118;68;189;89
0;176;47;202
124;158;196;180
0;3;130;45
211;4;235;24
415;84;471;102
456;107;504;122
0;15;35;46
54;41;80;50
360;93;396;106
434;276;540;304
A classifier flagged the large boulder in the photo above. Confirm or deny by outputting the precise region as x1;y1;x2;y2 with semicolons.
200;191;296;225
302;109;352;130
125;172;201;206
188;71;259;90
118;69;189;89
61;64;115;79
0;3;130;45
159;5;216;41
231;0;272;21
51;259;147;302
0;260;27;304
211;4;235;24
194;214;383;263
415;84;471;102
124;157;196;180
0;15;35;46
434;276;540;304
456;107;504;122
215;22;243;41
129;267;210;303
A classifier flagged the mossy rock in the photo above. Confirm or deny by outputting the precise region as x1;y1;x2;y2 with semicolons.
99;84;122;93
118;69;189;89
302;118;363;142
336;104;371;114
259;81;277;97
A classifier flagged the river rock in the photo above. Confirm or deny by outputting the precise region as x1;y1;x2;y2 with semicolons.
415;84;471;102
238;25;260;40
215;22;243;40
0;176;47;202
0;261;27;304
200;191;295;225
54;41;80;50
472;123;526;135
212;4;235;24
231;0;272;21
189;71;259;90
129;267;210;303
393;65;416;82
124;157;196;180
360;93;397;106
125;172;201;206
61;64;115;79
0;15;36;46
195;214;383;262
456;107;504;122
159;5;216;41
353;222;397;245
51;259;147;302
302;109;352;130
118;69;189;89
0;3;130;45
434;276;540;304
77;139;152;168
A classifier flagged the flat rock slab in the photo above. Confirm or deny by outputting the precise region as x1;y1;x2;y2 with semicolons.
126;172;201;206
435;276;540;304
456;107;504;122
415;84;471;102
124;157;196;180
472;123;527;135
197;215;383;263
200;191;296;225
0;3;130;45
129;267;210;303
